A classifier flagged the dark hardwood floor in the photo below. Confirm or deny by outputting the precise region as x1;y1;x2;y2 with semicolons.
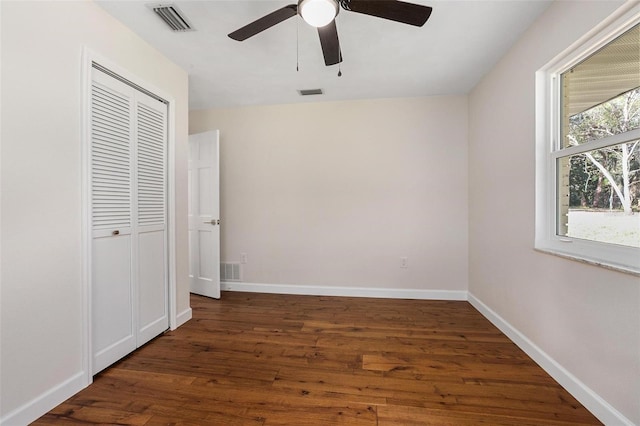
35;292;601;425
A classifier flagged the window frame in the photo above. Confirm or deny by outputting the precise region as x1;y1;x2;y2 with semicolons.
535;4;640;275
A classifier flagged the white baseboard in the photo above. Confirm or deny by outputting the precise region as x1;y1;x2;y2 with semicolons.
175;307;192;328
0;371;87;426
468;292;634;426
221;281;467;301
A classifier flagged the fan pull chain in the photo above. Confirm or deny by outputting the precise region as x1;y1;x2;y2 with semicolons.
336;12;342;77
296;18;299;72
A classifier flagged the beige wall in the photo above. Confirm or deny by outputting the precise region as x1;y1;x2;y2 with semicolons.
468;1;639;424
191;96;468;293
0;1;189;423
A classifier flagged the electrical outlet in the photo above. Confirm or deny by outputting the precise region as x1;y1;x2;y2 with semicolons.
240;253;248;264
400;257;408;268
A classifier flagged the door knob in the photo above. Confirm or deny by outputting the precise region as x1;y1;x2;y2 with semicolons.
203;220;220;225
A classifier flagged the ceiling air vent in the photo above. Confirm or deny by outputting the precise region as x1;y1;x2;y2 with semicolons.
298;89;323;96
152;4;193;32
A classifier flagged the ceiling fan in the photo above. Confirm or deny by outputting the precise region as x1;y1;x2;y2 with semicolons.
228;0;433;66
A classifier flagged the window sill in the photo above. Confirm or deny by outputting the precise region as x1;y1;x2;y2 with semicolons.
534;247;640;277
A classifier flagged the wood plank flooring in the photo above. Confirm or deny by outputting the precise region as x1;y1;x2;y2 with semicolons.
35;292;601;425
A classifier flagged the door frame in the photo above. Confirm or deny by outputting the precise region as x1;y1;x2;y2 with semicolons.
80;47;178;385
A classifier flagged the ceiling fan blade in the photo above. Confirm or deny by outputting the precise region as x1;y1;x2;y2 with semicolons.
228;4;298;41
317;20;342;66
344;0;432;27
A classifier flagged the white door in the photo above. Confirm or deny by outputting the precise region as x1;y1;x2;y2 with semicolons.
188;131;221;299
91;70;137;374
135;91;169;346
91;68;169;375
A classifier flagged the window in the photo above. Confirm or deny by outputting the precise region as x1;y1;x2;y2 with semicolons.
536;7;640;274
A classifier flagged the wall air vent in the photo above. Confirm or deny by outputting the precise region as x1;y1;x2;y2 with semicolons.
220;262;242;282
298;89;324;96
152;4;194;32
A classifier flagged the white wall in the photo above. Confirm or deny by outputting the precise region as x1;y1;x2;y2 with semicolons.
468;1;639;424
190;96;468;296
0;1;189;423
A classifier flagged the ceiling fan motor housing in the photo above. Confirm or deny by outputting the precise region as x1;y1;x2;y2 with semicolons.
338;0;353;11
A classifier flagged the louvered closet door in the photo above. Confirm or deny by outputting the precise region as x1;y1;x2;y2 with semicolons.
91;68;169;375
135;91;168;346
91;70;137;374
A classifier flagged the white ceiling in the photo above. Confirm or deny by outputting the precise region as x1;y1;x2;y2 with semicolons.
96;0;552;110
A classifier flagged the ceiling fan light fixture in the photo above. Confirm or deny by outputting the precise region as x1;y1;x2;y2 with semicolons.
299;0;338;28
